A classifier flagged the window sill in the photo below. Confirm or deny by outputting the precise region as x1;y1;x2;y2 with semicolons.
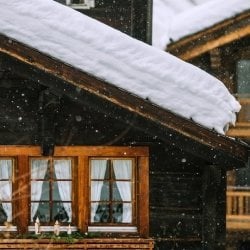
88;226;137;233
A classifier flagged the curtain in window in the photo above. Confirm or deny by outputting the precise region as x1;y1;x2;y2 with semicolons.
113;160;132;223
0;160;12;222
91;160;107;222
31;159;48;221
54;160;72;222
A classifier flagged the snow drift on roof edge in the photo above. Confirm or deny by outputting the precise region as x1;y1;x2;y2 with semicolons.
0;0;241;135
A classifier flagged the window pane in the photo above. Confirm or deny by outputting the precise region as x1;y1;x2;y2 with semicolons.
114;181;132;201
31;181;49;201
53;181;72;201
92;203;110;223
91;181;109;201
112;159;132;180
237;60;250;94
0;203;11;223
31;159;48;180
90;160;107;179
0;160;12;179
0;160;13;223
112;203;123;223
0;181;12;201
31;202;50;222
54;160;71;179
53;202;71;223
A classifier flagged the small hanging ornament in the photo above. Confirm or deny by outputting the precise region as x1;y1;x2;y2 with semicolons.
67;224;72;235
54;220;60;236
34;217;40;235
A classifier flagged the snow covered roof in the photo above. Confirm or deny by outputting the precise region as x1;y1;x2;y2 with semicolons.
153;0;250;49
0;0;241;134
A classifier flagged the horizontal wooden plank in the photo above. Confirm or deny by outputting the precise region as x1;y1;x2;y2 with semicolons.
0;238;154;249
54;146;149;157
0;146;41;156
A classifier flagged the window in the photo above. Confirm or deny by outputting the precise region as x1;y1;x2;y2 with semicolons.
0;146;149;236
0;159;14;225
90;159;135;226
237;59;250;95
66;0;95;9
30;158;73;225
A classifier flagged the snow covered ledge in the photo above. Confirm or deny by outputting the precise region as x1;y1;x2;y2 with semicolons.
0;0;241;135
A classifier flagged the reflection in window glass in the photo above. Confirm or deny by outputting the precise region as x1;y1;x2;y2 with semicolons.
237;60;250;94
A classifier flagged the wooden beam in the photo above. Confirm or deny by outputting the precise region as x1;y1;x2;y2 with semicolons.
167;11;250;60
180;27;250;61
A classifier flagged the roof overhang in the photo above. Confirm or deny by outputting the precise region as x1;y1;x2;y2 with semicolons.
167;10;250;61
0;34;249;168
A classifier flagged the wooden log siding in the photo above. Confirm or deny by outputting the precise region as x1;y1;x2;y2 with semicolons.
0;238;154;249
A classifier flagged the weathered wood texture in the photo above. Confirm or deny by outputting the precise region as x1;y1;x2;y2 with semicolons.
149;145;203;249
167;11;250;60
0;238;154;249
74;0;152;44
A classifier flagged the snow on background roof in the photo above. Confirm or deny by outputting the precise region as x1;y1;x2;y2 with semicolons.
153;0;250;49
0;0;241;134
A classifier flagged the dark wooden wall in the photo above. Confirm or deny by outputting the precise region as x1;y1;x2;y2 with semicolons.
0;58;227;249
54;0;152;44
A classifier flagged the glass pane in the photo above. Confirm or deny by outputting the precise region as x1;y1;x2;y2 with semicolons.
122;203;132;223
53;202;71;223
53;181;72;201
0;181;12;201
112;182;122;201
92;203;110;223
115;181;132;201
31;202;50;222
112;203;123;223
31;181;49;201
112;159;132;180
0;203;11;223
54;160;71;179
91;181;109;201
31;159;48;180
237;60;250;94
0;160;12;179
90;160;108;179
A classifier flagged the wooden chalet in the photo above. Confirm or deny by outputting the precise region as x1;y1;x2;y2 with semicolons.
167;7;250;249
0;24;249;250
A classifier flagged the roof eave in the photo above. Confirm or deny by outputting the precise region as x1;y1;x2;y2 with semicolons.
167;10;250;61
0;34;249;168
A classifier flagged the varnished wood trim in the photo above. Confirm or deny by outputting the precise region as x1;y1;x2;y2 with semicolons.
138;156;149;237
168;11;250;60
179;26;250;60
54;146;149;157
16;155;30;234
0;146;41;156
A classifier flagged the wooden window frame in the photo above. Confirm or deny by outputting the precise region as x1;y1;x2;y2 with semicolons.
0;146;149;237
29;157;74;226
66;0;95;9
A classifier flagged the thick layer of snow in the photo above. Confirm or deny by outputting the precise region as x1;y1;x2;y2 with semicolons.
153;0;250;49
0;0;241;134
